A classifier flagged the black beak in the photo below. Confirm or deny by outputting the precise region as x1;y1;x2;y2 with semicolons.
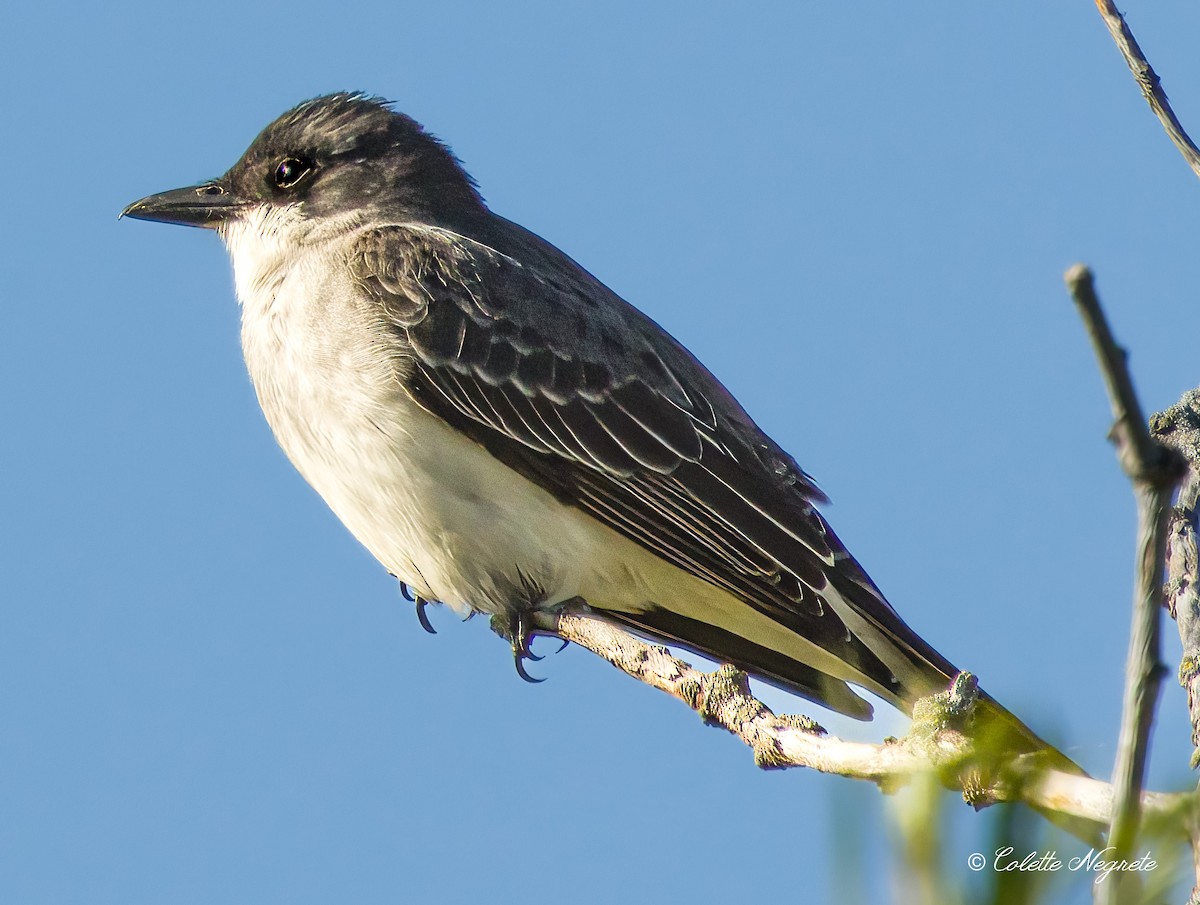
120;182;244;228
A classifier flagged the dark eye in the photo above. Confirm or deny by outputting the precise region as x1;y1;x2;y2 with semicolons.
273;156;313;189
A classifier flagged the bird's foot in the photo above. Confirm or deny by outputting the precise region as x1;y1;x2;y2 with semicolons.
491;610;544;683
490;597;587;682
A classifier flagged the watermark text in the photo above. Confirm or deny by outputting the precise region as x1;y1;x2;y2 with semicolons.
966;847;1157;885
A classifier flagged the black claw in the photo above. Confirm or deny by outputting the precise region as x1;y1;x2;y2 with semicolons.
399;581;437;634
552;638;569;654
514;657;545;684
415;597;437;634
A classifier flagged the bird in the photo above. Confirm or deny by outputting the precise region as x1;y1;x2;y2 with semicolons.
121;93;1075;770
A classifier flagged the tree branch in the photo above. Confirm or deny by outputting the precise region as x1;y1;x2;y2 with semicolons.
1152;392;1200;900
1152;392;1200;767
1065;264;1186;902
534;610;1191;831
1093;0;1200;180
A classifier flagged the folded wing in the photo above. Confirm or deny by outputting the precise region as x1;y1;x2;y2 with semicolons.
347;223;960;719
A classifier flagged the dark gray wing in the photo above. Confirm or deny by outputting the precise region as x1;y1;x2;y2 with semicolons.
348;223;959;718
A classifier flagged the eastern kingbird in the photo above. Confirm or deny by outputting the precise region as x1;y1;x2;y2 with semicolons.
122;94;1071;767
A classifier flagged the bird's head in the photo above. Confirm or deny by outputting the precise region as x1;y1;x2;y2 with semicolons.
121;93;484;241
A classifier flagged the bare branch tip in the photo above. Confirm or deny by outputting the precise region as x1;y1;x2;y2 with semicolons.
1064;263;1094;289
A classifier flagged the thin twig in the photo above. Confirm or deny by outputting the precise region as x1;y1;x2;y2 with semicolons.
1066;265;1157;474
1065;265;1185;903
1094;0;1200;180
535;611;1191;830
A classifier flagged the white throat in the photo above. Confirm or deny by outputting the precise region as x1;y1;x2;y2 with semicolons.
219;205;308;313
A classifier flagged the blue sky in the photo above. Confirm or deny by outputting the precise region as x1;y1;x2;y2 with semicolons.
4;3;1200;903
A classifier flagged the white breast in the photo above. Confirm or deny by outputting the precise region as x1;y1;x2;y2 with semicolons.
220;211;684;616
